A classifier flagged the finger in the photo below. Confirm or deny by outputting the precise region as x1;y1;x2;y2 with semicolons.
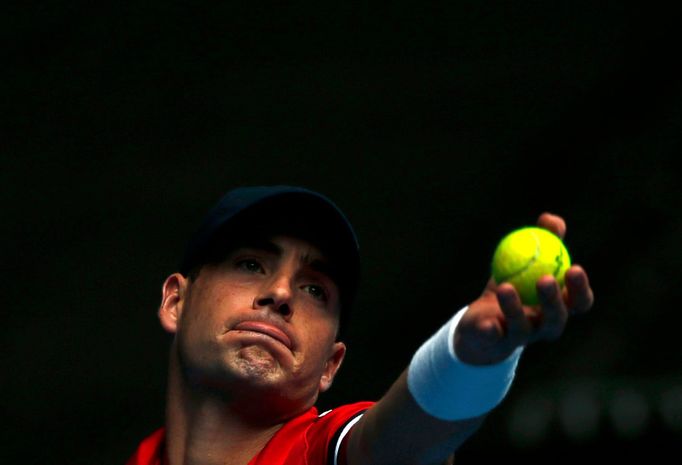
482;275;498;296
535;275;569;341
564;265;594;315
496;283;533;342
537;212;567;239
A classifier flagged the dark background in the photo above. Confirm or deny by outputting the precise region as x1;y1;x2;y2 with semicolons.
3;2;681;464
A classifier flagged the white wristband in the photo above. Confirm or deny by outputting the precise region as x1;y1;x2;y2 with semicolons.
407;306;524;421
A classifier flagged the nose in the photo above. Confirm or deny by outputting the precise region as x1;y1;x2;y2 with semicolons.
253;274;293;319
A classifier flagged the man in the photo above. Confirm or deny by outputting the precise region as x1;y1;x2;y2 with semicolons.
126;185;594;465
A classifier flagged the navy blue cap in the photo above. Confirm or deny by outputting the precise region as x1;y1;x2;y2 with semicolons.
179;185;360;338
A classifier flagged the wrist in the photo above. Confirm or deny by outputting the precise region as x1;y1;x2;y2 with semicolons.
407;306;524;421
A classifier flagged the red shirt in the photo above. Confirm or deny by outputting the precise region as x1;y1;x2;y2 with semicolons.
126;402;374;465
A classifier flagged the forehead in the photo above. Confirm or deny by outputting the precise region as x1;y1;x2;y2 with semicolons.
239;234;323;254
235;235;335;274
200;226;349;296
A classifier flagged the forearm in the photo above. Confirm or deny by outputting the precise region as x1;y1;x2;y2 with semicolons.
346;370;485;465
345;307;522;465
343;214;593;465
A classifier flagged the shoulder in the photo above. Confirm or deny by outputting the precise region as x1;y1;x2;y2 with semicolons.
252;402;375;465
312;401;375;439
125;428;165;465
310;402;375;465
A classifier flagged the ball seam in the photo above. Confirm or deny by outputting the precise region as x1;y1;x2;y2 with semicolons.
495;230;541;282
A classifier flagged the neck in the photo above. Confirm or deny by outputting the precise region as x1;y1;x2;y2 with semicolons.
164;348;287;465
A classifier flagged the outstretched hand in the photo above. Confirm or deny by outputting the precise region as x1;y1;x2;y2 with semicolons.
454;213;594;365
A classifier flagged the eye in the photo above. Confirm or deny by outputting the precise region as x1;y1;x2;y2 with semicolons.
236;259;265;273
303;284;328;302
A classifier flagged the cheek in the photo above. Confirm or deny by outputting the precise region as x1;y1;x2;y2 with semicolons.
297;314;338;359
296;305;333;331
309;310;341;342
183;285;253;336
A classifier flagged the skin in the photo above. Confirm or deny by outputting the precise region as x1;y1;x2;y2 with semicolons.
345;212;594;465
157;213;594;465
158;235;347;465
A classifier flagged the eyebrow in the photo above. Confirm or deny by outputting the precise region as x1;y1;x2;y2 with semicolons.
238;238;337;280
239;238;282;257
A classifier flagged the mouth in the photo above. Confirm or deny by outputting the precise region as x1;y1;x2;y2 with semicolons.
233;321;293;350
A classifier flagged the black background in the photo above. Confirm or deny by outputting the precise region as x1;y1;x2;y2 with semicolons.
4;2;681;464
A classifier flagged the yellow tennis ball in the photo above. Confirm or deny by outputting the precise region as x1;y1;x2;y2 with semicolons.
491;226;571;305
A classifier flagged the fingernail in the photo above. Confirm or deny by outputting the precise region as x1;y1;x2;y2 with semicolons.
541;284;555;298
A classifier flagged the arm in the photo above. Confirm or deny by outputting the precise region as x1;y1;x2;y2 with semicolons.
345;213;594;465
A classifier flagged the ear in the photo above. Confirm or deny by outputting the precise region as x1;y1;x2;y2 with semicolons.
319;341;347;393
158;273;189;334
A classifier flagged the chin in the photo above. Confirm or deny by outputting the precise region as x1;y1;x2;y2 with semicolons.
230;346;287;385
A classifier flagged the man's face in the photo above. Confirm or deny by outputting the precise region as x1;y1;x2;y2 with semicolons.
160;235;346;417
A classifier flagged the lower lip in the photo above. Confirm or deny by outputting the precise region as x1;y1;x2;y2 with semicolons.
230;331;292;357
232;323;291;349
